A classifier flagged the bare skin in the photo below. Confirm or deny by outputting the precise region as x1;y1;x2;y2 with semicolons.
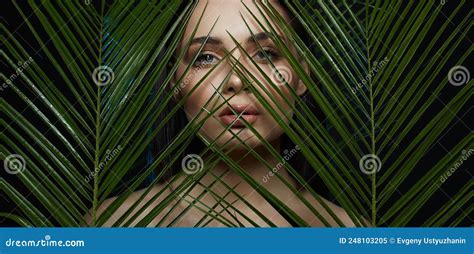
85;0;370;227
85;141;366;227
85;183;359;227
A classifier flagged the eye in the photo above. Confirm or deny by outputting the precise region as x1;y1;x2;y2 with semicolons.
194;53;219;67
254;48;281;62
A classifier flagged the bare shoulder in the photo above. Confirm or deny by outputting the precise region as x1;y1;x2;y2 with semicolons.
83;183;172;227
300;191;372;227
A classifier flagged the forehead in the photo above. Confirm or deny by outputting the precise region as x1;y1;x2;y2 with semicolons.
183;0;289;43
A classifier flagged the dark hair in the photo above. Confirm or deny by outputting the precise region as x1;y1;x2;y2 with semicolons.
149;1;334;200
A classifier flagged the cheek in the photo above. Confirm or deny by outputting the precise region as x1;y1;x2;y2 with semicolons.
253;69;298;119
175;64;207;117
179;68;222;120
179;62;233;113
182;85;212;119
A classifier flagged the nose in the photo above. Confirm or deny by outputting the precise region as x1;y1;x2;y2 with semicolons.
223;72;246;94
221;48;250;94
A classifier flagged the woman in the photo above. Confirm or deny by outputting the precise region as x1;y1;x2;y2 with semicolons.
86;0;368;227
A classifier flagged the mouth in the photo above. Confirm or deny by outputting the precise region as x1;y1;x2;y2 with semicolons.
218;104;259;128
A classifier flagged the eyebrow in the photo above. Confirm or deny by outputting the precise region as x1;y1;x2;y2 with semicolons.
191;36;222;45
246;32;273;44
190;32;276;47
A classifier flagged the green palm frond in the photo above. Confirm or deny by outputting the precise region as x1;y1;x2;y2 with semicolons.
1;0;471;227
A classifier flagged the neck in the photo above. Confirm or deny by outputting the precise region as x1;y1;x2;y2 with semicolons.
206;139;296;197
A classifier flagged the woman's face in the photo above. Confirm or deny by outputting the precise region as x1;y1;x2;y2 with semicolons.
173;0;307;151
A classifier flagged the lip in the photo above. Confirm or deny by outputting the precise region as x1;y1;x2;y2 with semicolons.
219;104;259;128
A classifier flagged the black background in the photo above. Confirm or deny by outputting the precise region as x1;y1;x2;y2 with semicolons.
1;0;472;227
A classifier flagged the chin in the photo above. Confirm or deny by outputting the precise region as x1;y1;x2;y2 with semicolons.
209;129;264;151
